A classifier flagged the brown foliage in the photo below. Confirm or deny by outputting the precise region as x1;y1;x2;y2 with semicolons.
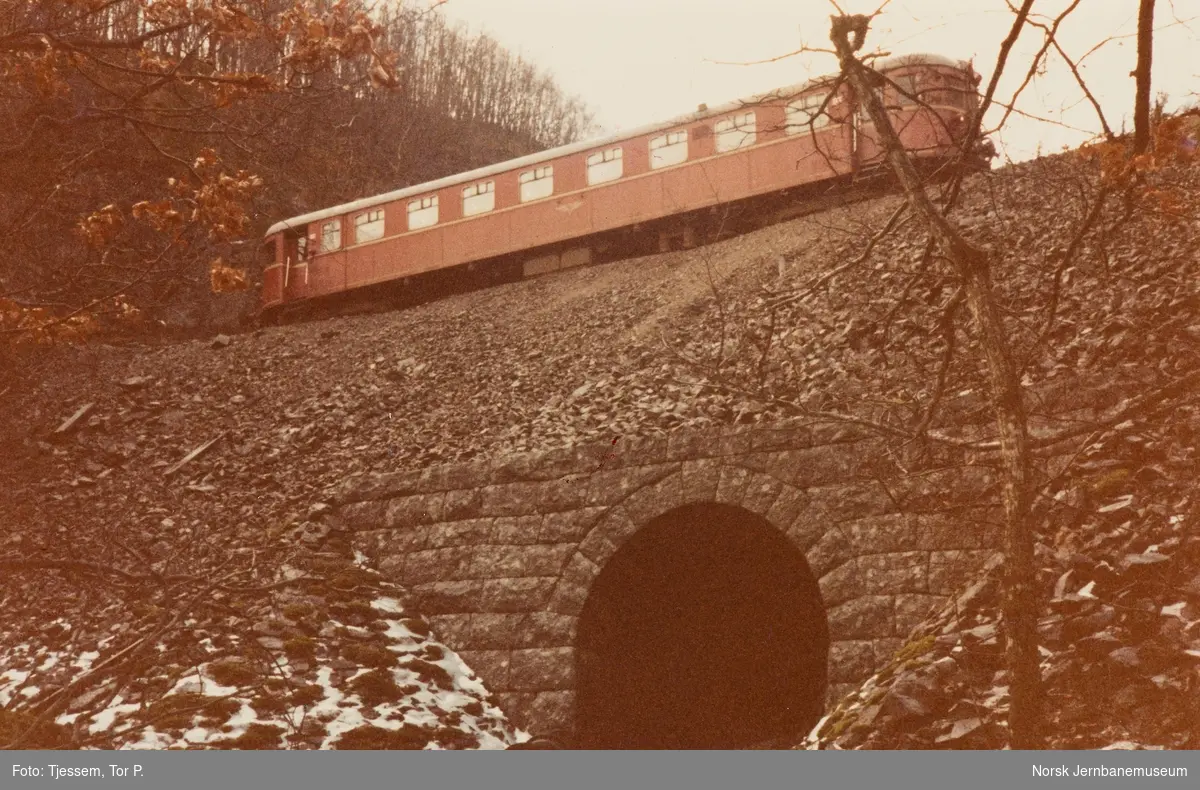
0;0;593;337
211;259;250;293
1077;109;1200;221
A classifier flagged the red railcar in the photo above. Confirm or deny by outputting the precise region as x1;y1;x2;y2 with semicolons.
261;54;982;311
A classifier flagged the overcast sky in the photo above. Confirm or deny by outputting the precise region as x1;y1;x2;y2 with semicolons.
438;0;1198;162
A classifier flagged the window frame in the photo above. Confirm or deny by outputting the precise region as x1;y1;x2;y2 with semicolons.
461;180;496;217
926;72;972;110
714;110;757;153
406;195;439;231
319;219;341;253
785;93;832;135
649;129;688;169
585;146;624;185
518;165;554;203
353;208;385;243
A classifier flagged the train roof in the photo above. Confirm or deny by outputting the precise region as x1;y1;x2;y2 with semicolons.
265;53;973;237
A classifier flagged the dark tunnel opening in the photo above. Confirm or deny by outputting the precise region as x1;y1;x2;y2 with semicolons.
575;503;830;749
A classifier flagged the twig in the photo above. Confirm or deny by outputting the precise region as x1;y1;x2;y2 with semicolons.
764;201;908;310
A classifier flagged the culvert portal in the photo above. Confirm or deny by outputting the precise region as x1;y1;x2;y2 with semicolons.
575;503;829;749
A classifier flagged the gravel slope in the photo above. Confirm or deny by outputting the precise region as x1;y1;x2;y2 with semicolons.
2;150;1199;749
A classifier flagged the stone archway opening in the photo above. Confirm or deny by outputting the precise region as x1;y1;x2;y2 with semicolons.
575;502;829;749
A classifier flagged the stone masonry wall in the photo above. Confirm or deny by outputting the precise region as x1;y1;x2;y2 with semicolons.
331;421;1001;737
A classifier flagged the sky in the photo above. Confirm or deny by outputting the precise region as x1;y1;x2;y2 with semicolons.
437;0;1199;162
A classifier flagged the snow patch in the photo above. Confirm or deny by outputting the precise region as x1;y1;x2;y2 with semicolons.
0;669;31;706
73;651;100;672
1161;602;1187;619
1098;495;1133;513
89;701;139;735
371;596;405;615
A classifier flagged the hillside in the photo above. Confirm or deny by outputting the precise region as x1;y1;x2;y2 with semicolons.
0;2;596;334
1;150;1198;749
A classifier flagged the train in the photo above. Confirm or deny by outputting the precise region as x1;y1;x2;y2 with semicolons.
260;53;984;313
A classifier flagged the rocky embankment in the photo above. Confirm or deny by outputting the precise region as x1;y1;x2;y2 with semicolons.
2;150;1199;748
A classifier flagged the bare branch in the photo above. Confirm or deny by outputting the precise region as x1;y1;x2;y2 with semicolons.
764;201;909;310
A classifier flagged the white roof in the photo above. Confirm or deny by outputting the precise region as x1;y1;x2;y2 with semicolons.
265;53;972;237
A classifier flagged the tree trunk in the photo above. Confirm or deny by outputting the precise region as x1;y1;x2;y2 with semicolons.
1133;0;1156;154
829;14;1043;748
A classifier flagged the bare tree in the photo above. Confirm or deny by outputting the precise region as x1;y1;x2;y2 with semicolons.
672;1;1196;748
1133;0;1157;154
829;12;1041;748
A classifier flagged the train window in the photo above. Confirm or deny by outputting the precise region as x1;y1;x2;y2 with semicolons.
407;195;438;231
354;209;384;243
519;165;554;202
786;93;831;134
714;111;756;153
296;234;309;260
586;147;623;185
462;180;496;216
649;130;688;169
320;219;341;253
927;73;971;109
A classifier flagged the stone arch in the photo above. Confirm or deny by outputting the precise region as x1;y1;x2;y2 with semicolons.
574;502;830;749
574;461;824;569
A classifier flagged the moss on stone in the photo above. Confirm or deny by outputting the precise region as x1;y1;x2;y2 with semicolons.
403;657;454;688
251;691;288;716
400;618;431;638
211;722;285;750
144;693;206;732
827;713;852;738
1088;467;1131;497
342;643;396;669
437;725;480;750
330;568;377;589
199;697;243;727
349;669;405;708
288;684;325;707
893;634;936;664
208;657;260;688
335;723;434;750
329;600;377;624
0;709;71;748
281;602;317;620
283;637;317;660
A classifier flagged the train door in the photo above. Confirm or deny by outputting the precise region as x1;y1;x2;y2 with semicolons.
281;227;310;301
261;235;284;309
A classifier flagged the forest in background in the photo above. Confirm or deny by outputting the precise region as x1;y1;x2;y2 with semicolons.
0;0;595;330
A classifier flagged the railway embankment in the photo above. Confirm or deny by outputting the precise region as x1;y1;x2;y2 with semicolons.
2;151;1199;749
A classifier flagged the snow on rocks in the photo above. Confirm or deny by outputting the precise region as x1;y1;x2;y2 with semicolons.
44;582;516;750
0;520;524;749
